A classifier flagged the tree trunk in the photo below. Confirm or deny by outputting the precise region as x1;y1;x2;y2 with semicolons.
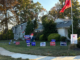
4;10;8;40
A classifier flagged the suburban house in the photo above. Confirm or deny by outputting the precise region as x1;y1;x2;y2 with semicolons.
12;22;43;40
12;18;72;40
12;22;27;40
55;18;72;39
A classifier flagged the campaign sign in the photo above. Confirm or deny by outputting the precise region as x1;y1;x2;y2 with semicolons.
50;42;55;46
9;42;11;45
40;42;46;46
71;34;77;44
51;39;55;42
26;40;30;43
24;35;30;40
60;42;67;46
10;40;12;42
26;38;30;40
27;43;30;46
16;42;20;45
31;42;36;46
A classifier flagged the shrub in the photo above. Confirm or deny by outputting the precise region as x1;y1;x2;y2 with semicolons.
77;37;80;41
16;58;22;60
2;34;7;40
77;37;80;48
39;34;44;41
0;30;14;40
60;36;66;42
48;33;60;42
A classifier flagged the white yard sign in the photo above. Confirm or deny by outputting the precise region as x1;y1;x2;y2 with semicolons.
40;42;46;46
71;34;77;44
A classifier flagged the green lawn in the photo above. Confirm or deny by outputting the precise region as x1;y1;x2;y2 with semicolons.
0;40;79;56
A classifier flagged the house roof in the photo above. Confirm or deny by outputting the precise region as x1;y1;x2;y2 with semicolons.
56;20;72;28
55;18;71;23
12;22;27;28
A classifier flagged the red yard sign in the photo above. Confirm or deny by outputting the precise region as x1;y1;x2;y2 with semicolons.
16;42;20;45
50;42;55;46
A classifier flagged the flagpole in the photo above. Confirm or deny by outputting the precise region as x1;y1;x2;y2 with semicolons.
71;0;73;34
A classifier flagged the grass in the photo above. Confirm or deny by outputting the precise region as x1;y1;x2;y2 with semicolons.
0;55;29;60
0;40;79;56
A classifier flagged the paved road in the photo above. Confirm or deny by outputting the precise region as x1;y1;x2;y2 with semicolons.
0;47;80;60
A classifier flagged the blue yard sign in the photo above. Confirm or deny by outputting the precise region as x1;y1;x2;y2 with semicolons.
9;42;11;45
26;40;30;43
51;39;55;42
24;35;30;40
31;42;36;46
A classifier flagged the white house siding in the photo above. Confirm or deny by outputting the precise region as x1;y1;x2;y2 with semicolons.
57;28;69;39
57;28;65;36
13;22;27;40
65;28;69;39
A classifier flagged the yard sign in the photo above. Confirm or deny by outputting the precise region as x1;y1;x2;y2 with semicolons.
40;42;46;46
71;34;77;44
16;42;20;45
60;42;67;46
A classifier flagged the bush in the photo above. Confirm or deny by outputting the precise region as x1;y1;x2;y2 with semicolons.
77;37;80;48
60;36;66;42
39;34;43;41
2;34;7;40
0;30;14;40
48;33;60;42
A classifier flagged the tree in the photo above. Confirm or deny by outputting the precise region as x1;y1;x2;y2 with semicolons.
0;0;19;40
49;0;80;19
15;0;45;23
68;16;80;38
63;0;80;18
33;18;38;29
16;0;45;35
0;0;18;30
0;29;14;40
25;19;34;35
41;15;57;41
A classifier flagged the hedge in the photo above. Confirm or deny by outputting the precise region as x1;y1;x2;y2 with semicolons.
39;34;44;41
48;33;60;42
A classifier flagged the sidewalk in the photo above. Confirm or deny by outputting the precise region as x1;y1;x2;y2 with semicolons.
0;47;80;60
